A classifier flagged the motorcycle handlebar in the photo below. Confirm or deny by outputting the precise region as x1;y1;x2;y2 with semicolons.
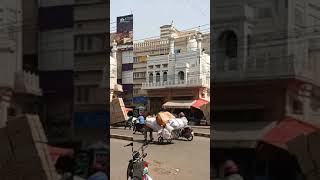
124;142;133;147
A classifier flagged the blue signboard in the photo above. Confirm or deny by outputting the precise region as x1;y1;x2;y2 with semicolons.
133;96;148;104
74;112;109;129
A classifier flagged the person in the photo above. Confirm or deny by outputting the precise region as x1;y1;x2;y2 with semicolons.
144;124;153;143
87;164;108;180
179;112;185;118
223;160;244;180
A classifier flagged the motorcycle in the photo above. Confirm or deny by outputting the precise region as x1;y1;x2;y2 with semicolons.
125;116;134;130
133;118;145;134
124;142;153;180
172;126;194;141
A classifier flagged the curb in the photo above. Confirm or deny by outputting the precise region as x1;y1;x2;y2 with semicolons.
110;134;133;141
194;132;210;138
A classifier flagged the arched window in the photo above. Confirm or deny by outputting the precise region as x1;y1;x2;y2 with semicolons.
149;73;153;83
178;71;185;81
163;72;167;82
156;72;160;82
219;31;238;58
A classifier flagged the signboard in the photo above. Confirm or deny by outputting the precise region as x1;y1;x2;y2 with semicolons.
116;14;133;46
74;112;109;129
133;96;149;104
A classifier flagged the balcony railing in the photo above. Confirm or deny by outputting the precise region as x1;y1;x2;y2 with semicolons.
214;55;317;84
142;78;210;89
15;71;42;96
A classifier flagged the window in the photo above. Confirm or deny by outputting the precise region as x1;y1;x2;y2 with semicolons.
163;72;167;82
156;65;161;68
80;36;84;51
163;64;168;68
156;73;160;82
84;87;89;102
247;35;251;56
133;57;138;63
149;65;153;69
256;8;272;19
87;37;92;50
175;49;181;53
77;87;82;102
219;31;238;58
149;73;153;83
178;71;185;81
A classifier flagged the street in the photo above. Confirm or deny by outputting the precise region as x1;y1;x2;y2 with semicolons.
110;128;210;180
110;138;133;180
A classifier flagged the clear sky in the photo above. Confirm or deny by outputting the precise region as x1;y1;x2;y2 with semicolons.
110;0;210;41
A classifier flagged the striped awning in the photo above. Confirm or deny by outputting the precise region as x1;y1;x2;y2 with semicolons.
162;100;196;109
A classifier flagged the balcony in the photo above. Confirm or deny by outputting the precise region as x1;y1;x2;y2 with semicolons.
142;78;210;90
15;71;42;96
214;55;318;85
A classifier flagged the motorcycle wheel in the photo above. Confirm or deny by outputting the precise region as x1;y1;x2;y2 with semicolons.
187;135;193;141
127;161;133;180
167;138;172;143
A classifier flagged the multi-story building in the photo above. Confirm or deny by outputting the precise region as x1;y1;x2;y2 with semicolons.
142;28;210;116
38;0;74;144
0;0;41;127
134;24;210;109
212;0;320;179
73;0;108;145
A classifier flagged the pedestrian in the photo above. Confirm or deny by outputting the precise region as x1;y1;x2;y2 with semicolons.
222;160;244;180
144;124;154;143
88;164;108;180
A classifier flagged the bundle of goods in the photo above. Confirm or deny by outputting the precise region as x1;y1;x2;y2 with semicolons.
145;117;162;132
169;118;188;130
158;128;172;140
156;112;175;126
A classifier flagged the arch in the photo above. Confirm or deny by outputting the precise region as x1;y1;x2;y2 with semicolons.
218;30;238;58
178;71;185;81
149;73;153;83
156;72;160;82
163;72;167;82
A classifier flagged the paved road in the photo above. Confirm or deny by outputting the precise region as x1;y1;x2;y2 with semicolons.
132;133;210;180
110;127;210;138
110;139;133;180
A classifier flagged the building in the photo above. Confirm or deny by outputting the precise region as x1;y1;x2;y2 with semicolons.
103;40;123;101
0;0;42;127
142;27;210;117
38;0;74;144
73;0;108;145
212;0;320;179
134;24;210;109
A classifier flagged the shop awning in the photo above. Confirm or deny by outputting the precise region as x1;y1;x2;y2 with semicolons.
191;99;209;109
213;121;277;149
125;107;133;112
259;117;318;150
162;100;196;109
48;145;74;163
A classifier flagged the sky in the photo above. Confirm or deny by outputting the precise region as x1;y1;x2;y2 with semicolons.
110;0;210;41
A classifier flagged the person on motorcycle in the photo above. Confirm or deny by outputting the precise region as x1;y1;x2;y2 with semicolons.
134;112;145;134
223;160;244;180
88;164;108;180
179;112;185;118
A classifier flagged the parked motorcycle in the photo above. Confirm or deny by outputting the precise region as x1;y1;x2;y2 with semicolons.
172;126;194;141
124;142;153;180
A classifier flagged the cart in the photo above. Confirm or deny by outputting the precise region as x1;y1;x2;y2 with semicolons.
157;127;173;144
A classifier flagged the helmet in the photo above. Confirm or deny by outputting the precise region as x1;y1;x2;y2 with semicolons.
223;160;239;174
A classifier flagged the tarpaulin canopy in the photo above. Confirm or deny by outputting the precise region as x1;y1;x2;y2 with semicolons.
162;100;196;109
191;99;209;109
259;117;318;150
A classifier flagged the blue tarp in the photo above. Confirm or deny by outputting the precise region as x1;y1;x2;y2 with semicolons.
74;112;109;129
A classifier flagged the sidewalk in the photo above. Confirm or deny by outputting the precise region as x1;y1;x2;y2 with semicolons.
110;126;210;141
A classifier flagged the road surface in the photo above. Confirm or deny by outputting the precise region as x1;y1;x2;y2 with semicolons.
111;134;210;180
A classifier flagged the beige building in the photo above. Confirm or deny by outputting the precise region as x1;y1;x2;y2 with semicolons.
133;24;210;108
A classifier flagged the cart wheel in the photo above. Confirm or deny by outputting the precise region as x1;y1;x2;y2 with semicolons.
187;135;193;141
158;137;163;144
167;138;172;143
